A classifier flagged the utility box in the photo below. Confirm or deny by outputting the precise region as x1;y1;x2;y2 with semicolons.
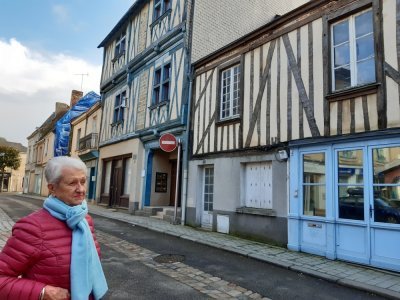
217;215;229;234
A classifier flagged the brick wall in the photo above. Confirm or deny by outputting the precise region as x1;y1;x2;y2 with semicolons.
191;0;309;63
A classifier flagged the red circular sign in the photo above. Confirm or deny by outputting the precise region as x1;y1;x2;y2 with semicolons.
159;133;177;152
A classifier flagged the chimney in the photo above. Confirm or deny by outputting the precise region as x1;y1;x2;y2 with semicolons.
70;90;83;107
55;102;69;115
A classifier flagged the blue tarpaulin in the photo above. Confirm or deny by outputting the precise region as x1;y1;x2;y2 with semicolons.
54;91;101;157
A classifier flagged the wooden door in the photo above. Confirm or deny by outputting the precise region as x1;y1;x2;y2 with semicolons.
110;160;123;207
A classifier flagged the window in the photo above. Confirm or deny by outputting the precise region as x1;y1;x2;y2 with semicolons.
44;139;48;156
154;0;171;20
337;149;364;220
114;31;126;59
372;146;400;224
220;65;240;119
303;153;326;217
103;161;112;194
203;167;214;212
331;9;375;91
113;91;126;123
123;158;132;195
92;116;97;133
76;128;81;150
152;64;171;105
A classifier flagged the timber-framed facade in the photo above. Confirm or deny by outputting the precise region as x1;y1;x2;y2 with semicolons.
187;0;400;272
97;0;193;218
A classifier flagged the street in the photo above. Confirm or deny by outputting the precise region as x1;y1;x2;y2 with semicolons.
0;194;387;300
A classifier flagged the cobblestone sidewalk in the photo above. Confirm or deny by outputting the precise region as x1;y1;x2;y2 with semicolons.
8;194;400;299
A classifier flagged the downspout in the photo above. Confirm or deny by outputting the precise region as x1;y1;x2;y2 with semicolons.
181;74;192;225
181;0;195;226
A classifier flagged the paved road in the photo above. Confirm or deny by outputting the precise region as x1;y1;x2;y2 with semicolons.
0;194;389;299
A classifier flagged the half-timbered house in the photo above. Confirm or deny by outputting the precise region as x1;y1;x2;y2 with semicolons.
97;0;193;217
188;0;400;272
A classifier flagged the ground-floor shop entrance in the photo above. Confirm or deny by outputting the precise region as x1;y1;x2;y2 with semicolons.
288;134;400;272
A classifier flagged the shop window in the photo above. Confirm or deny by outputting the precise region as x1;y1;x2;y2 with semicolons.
103;161;112;194
303;153;326;217
203;167;214;212
331;8;375;91
219;64;240;120
337;149;364;220
372;146;400;224
123;157;132;195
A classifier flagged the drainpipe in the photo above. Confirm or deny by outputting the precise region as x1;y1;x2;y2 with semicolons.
181;73;193;226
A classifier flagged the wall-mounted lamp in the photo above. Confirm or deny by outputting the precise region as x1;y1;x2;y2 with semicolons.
275;148;289;162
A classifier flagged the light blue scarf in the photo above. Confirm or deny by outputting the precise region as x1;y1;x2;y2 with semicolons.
43;196;108;300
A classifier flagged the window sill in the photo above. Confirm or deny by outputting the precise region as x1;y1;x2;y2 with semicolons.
111;120;124;127
326;82;380;102
148;100;169;110
216;116;241;126
236;207;276;217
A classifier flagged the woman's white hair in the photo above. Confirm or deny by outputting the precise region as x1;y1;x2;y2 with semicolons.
45;156;87;184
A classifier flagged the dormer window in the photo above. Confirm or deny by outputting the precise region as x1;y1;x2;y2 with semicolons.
114;31;126;60
154;0;171;20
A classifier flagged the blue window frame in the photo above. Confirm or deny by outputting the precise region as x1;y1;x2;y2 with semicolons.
153;0;171;20
113;91;126;123
152;63;171;105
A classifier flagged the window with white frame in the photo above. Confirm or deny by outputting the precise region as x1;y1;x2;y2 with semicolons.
153;0;171;20
152;63;171;105
331;9;375;91
114;31;126;59
203;167;214;212
123;157;132;195
220;65;240;120
303;152;326;217
113;91;126;124
103;161;112;194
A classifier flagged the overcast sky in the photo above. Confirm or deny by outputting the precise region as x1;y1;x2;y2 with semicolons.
0;1;133;146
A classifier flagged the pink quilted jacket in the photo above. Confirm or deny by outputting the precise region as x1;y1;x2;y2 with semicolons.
0;208;101;300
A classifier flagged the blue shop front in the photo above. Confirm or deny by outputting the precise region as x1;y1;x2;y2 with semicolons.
288;131;400;272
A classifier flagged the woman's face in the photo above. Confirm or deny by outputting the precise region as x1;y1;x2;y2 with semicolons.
49;167;87;206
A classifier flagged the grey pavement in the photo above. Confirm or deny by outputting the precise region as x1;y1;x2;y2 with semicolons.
4;193;400;299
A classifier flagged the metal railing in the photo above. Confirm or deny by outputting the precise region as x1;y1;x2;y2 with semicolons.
78;133;98;152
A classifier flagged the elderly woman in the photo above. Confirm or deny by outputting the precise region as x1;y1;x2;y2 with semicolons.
0;156;108;300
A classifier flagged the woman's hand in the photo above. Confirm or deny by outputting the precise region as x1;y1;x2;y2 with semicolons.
43;285;70;300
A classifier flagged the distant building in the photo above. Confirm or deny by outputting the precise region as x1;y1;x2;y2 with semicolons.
25;102;70;196
70;101;102;202
0;137;27;193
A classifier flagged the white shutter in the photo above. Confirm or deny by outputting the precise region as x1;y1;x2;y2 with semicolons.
245;162;272;209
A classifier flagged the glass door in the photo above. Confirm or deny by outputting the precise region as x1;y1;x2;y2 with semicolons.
371;146;400;225
335;148;370;264
337;149;365;222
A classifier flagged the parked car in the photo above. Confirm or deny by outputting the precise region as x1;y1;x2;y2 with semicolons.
339;189;400;223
